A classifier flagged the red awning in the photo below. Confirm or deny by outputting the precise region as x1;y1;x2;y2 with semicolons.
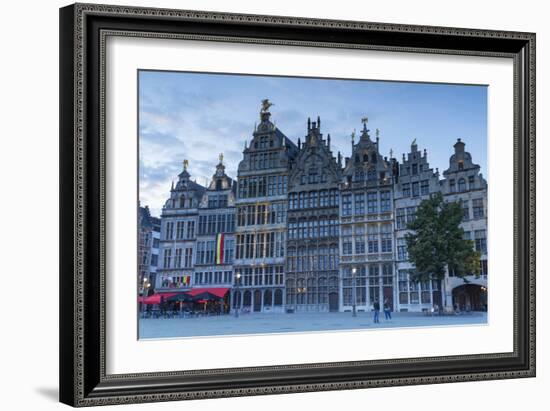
139;293;178;305
186;288;229;298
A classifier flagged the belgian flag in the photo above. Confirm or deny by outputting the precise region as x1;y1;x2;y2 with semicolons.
216;233;225;265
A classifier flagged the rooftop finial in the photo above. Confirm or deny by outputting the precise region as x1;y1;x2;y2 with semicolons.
183;159;189;171
389;148;393;159
411;138;417;147
351;129;356;143
361;116;368;126
376;128;380;139
261;98;274;113
219;153;224;164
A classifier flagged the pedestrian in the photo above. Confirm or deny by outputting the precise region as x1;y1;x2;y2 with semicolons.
373;299;380;323
383;298;392;320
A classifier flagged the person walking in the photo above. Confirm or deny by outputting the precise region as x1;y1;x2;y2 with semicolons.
383;298;392;320
373;299;380;323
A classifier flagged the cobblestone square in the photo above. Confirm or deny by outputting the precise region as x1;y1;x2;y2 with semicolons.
139;311;487;339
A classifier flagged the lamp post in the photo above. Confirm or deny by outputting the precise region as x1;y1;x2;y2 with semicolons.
351;267;357;317
234;272;241;318
141;278;150;314
295;286;307;312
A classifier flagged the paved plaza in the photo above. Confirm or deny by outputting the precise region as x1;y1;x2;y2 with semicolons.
139;311;488;339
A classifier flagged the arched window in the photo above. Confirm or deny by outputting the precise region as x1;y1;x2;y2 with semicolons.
363;153;369;162
264;289;273;306
458;178;467;192
243;290;252;307
179;197;186;208
274;289;283;306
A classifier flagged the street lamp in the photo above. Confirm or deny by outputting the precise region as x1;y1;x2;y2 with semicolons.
295;286;307;312
141;277;150;314
234;272;241;318
351;267;357;317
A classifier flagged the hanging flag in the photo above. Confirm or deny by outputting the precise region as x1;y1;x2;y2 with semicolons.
216;233;225;265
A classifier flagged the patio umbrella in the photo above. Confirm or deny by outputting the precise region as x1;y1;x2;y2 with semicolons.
191;291;223;301
166;292;193;303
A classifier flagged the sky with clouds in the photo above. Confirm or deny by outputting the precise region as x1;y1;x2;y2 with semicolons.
139;70;487;217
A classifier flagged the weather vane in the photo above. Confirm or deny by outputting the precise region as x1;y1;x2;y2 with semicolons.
261;98;274;113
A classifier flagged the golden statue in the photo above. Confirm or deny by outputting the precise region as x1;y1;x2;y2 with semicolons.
183;159;189;170
219;153;224;164
261;98;274;112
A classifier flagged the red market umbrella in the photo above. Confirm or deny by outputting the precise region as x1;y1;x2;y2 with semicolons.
139;293;177;305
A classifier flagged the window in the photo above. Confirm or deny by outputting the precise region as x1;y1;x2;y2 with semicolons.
397;238;408;260
449;179;456;192
367;192;378;214
298;192;306;209
468;175;475;190
165;222;174;240
458;160;464;170
355;193;365;215
309;191;318;208
308;168;318;184
458;178;467;192
163;249;172;269
342;226;353;255
175;221;184;239
412;181;419;197
402;183;410;197
184;248;193;268
355;236;365;254
380;191;391;212
342;194;352;216
175;248;182;268
412;163;418;175
319;190;328;207
475;230;487;254
289;193;297;209
480;259;488;276
208;195;218;208
396;208;406;229
473;198;485;219
187;221;195;238
406;207;417;224
380;224;392;253
367;226;379;253
462;200;470;221
420;180;429;196
329;189;339;207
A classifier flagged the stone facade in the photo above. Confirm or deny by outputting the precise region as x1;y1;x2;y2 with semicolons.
440;139;488;311
138;205;160;295
152;103;488;313
394;141;443;311
233;104;299;313
156;161;205;291
286;118;341;312
195;156;237;303
338;122;397;312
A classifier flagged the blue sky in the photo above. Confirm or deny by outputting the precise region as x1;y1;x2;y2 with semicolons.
139;70;487;216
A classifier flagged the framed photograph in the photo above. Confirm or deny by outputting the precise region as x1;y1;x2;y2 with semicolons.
59;3;536;407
